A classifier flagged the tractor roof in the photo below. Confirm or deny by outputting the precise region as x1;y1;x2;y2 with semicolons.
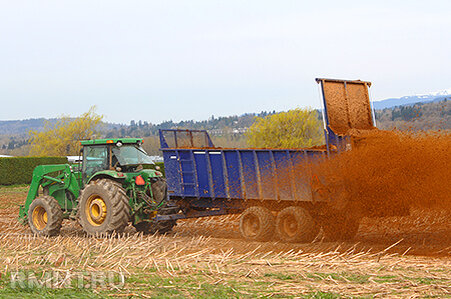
80;138;143;146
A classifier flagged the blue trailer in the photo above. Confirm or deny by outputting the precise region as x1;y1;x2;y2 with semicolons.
157;78;376;242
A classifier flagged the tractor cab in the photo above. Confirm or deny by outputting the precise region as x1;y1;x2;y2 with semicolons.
80;138;155;183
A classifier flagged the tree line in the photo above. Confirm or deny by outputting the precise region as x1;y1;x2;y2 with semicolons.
1;99;449;156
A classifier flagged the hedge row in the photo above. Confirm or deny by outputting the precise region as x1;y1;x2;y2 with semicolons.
0;157;166;186
0;157;68;185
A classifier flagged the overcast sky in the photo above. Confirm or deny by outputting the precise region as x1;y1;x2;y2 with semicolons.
1;1;450;124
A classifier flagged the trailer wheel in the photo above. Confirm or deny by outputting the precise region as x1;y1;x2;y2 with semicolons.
78;179;130;236
321;213;360;241
239;206;275;241
28;196;63;236
276;207;320;243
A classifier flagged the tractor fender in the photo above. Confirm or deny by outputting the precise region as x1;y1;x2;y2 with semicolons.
87;170;126;184
139;169;164;178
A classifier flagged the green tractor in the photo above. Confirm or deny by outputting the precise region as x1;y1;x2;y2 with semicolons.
19;138;176;236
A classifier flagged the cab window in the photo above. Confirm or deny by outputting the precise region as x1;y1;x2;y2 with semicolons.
82;145;109;181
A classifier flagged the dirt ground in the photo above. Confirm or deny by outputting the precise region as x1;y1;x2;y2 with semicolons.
0;186;450;298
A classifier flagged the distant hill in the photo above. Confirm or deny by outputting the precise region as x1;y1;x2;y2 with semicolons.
372;89;451;109
375;99;450;131
2;89;450;136
0;118;119;136
1;93;450;156
0;112;275;138
0;118;57;136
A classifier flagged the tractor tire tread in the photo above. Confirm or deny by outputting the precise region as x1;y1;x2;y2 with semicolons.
28;195;63;236
78;179;130;235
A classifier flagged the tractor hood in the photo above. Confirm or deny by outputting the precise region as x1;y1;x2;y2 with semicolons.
87;169;163;185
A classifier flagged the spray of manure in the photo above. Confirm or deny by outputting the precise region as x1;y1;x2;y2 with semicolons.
312;129;451;217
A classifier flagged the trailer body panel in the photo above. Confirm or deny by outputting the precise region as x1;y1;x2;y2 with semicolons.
161;139;327;203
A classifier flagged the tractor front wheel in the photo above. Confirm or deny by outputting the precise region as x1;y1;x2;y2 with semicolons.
78;179;130;236
28;196;63;236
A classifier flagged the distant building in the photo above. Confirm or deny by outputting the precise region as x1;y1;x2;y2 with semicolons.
149;156;164;163
0;155;13;158
67;156;82;163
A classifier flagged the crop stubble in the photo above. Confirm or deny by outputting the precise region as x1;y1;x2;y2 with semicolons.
0;183;450;297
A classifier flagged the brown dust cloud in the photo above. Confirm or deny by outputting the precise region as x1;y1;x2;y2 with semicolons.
313;129;451;217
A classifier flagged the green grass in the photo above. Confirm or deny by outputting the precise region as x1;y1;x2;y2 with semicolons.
302;292;342;299
302;291;374;299
263;272;294;280
305;272;370;284
0;271;283;299
413;277;448;285
0;288;105;299
125;273;275;298
372;275;398;283
0;275;105;299
0;185;28;196
0;272;390;299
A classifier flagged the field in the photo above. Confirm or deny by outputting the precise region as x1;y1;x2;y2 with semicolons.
0;186;450;298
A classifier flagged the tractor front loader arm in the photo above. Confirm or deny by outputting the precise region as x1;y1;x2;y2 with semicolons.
19;164;74;223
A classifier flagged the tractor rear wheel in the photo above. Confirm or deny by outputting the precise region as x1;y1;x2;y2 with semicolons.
78;179;130;236
276;207;320;243
239;206;275;241
28;196;63;236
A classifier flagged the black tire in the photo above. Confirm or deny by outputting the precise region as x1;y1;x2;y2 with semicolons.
133;220;175;235
133;221;152;234
151;177;167;205
28;196;63;236
155;221;176;234
321;213;360;241
239;206;275;241
78;179;130;235
134;189;178;235
276;206;320;243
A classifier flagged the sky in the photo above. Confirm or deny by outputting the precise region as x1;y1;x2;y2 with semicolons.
1;0;450;124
